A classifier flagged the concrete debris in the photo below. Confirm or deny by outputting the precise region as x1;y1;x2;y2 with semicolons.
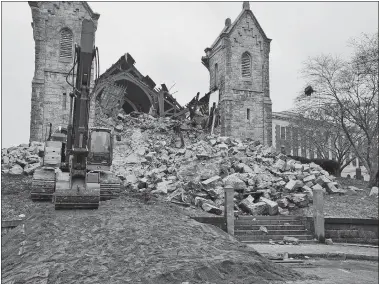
1;142;44;175
369;187;378;197
325;238;333;245
103;102;344;215
0;103;343;215
283;236;300;245
259;226;268;234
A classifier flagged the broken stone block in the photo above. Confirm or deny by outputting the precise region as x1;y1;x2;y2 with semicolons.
312;183;325;193
286;159;297;171
278;207;289;215
369;187;378;197
207;187;224;199
194;196;210;207
115;124;124;132
325;238;333;245
303;174;316;183
285;180;297;191
217;143;228;150
217;136;231;144
316;175;331;186
259;225;268;234
16;159;28;167
124;153;140;164
260;197;278;215
9;164;23;175
125;174;138;184
236;163;253;173
325;182;340;194
201;176;221;185
23;162;40;175
2;156;9;164
285;180;303;191
294;163;304;171
288;193;309;208
277;198;289;208
201;203;223;215
223;174;246;190
303;164;310;172
209;139;217;146
302;185;313;202
152;181;171;195
176;148;186;155
283;236;300;245
273;159;286;171
239;196;267;215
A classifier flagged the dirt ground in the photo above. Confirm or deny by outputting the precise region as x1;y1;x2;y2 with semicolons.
283;259;378;284
2;174;308;284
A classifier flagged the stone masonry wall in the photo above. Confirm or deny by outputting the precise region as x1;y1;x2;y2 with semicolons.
208;5;272;145
29;2;98;142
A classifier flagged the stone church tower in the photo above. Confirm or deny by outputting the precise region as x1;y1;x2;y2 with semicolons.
28;1;99;142
202;2;272;145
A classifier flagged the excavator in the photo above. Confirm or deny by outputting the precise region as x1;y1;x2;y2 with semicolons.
30;124;68;201
30;19;121;209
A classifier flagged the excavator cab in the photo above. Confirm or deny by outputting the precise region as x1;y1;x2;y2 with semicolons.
87;128;113;172
87;128;120;200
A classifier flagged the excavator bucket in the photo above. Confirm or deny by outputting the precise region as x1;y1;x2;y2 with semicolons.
54;172;100;209
30;167;56;201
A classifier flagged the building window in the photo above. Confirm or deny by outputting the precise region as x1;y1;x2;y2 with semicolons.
310;150;314;159
241;52;251;78
280;126;286;140
60;28;73;60
247;108;250;120
214;63;218;87
62;92;67;110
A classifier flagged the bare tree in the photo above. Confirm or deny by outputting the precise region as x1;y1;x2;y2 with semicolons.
288;110;356;177
295;32;378;187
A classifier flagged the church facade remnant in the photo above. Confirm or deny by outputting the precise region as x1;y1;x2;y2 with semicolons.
28;1;99;142
202;1;272;145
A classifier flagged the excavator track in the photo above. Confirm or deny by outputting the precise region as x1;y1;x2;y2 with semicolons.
30;168;56;201
99;172;122;200
54;172;100;210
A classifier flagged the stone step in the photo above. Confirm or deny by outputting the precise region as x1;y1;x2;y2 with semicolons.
240;239;318;244
236;234;314;241
235;225;306;231
237;216;304;220
235;220;305;226
235;230;310;236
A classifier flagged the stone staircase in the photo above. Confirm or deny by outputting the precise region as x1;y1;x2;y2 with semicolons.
234;215;315;243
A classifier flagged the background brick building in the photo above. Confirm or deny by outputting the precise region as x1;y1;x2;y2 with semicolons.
272;111;370;181
29;1;99;142
201;1;272;145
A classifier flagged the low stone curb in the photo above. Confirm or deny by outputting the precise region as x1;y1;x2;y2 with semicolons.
288;252;378;261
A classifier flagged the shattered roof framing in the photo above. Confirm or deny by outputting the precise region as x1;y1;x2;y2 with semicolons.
92;53;184;117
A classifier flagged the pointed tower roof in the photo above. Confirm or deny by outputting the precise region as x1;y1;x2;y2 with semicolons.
208;1;271;50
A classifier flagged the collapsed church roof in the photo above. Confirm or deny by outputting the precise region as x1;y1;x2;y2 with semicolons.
92;53;184;118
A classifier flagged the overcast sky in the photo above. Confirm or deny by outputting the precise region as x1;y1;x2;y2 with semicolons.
1;1;378;148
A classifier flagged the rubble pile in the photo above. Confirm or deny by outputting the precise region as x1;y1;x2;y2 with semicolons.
95;105;347;217
1;142;44;175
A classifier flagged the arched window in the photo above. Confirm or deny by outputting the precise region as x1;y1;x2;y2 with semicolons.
60;28;73;60
214;63;218;87
241;52;251;78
